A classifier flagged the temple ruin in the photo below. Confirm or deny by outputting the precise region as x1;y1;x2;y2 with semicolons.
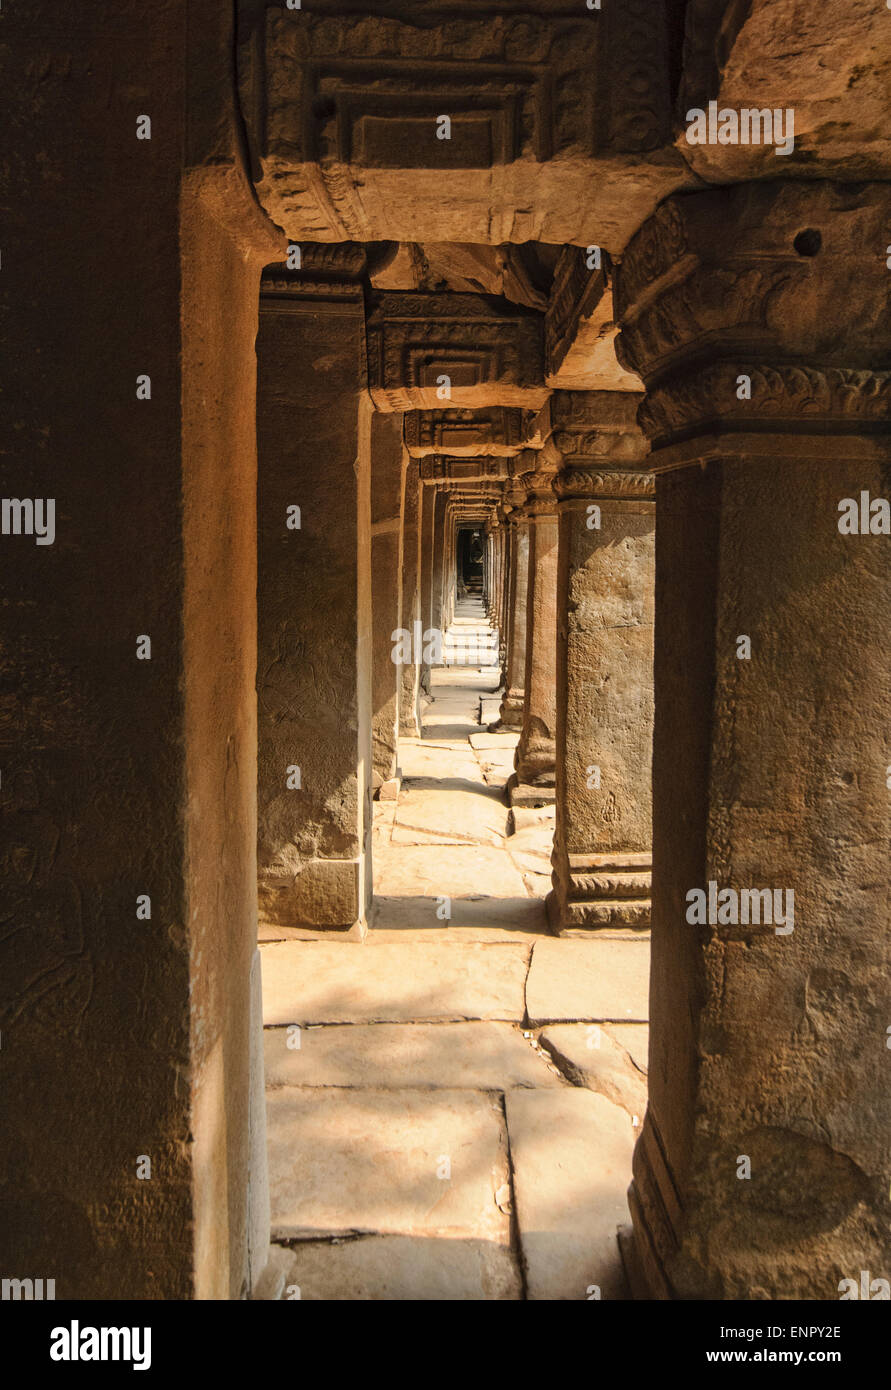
2;0;889;1303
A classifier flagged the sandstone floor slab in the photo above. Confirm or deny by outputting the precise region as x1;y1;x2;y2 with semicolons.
373;843;527;898
605;1023;650;1075
469;732;520;751
539;1024;648;1118
267;1087;511;1240
261;940;529;1023
525;939;650;1023
504;1088;633;1300
392;785;509;847
265;1020;561;1089
397;742;484;782
263;1233;521;1300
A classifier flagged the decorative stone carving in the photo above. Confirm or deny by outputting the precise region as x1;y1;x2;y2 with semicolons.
615;183;891;441
639;364;891;451
240;1;687;250
366;293;547;411
554;469;655;500
404;407;538;457
419;456;509;483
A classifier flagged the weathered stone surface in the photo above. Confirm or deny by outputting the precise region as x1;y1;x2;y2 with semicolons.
398;743;485;784
505;1089;634;1300
605;1024;649;1076
540;1025;648;1119
265;1021;560;1090
526;939;650;1024
677;0;891;185
256;278;372;931
468;731;519;751
392;785;509;848
547;392;654;933
374;843;527;899
546;249;642;391
262;1233;521;1301
509;782;556;810
244;5;688;251
617;181;891;1301
512;469;559;787
261;941;529;1023
367;293;547;412
371;412;405;785
266;1088;511;1239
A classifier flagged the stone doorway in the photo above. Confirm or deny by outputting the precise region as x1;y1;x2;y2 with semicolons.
258;590;650;1300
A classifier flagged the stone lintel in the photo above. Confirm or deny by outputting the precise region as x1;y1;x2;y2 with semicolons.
404;407;542;458
246;6;682;250
367;292;547;412
419;455;509;483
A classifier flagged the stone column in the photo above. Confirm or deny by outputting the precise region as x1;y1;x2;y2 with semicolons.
509;454;560;804
370;411;404;792
398;456;422;737
546;391;654;934
497;508;511;678
418;482;437;696
614;182;891;1300
1;3;286;1298
497;496;530;728
430;489;448;645
257;270;372;934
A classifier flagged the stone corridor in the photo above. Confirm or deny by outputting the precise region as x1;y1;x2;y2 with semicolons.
258;605;650;1299
7;1;889;1307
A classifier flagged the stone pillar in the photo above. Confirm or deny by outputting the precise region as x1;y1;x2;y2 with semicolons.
370;411;404;791
1;1;286;1299
430;489;448;647
398;456;422;737
418;482;436;696
509;456;560;803
546;391;654;934
257;270;372;934
497;509;510;678
614;182;891;1299
497;500;530;729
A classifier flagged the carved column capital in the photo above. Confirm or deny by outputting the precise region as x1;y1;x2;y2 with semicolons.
614;183;891;455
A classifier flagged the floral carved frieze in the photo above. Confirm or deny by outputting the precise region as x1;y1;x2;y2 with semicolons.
638;364;891;447
554;468;655;501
